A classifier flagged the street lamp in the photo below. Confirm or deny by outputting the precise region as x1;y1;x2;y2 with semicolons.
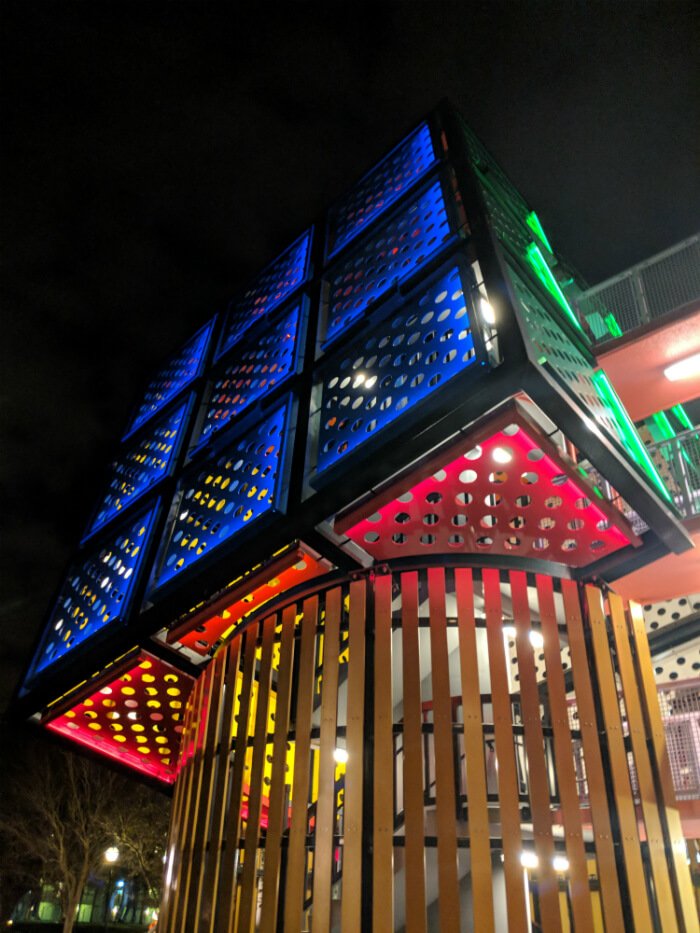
103;847;119;930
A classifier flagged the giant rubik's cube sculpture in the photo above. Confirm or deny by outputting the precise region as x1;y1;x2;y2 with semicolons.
16;102;698;931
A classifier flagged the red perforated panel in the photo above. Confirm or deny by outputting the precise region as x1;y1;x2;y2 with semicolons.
339;407;639;567
167;545;330;656
44;652;194;784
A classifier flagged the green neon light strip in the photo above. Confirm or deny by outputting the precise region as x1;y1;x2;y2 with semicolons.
604;313;623;338
526;211;553;253
671;404;694;431
526;242;585;335
592;370;672;502
652;411;677;441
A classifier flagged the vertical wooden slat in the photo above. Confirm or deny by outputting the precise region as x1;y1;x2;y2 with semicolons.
341;578;366;933
455;568;494;933
160;675;202;933
510;571;562;932
214;625;258;933
561;579;625;933
401;571;427;933
536;575;594;933
373;572;395;933
483;567;528;932
237;614;277;932
167;672;207;932
184;651;228;932
427;567;461;932
283;596;319;932
199;636;242;932
628;601;700;933
259;604;297;932
609;592;679;931
585;585;654;932
312;587;342;930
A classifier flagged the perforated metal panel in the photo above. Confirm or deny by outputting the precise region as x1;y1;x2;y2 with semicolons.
323;178;453;348
45;652;194;784
124;321;213;439
507;264;623;443
86;399;190;539
153;402;290;589
27;504;159;681
316;264;478;474
195;302;302;448
459;117;529;217
326;122;437;259
219;231;312;356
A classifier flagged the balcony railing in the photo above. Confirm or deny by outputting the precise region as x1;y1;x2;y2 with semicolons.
647;426;700;519
575;234;700;342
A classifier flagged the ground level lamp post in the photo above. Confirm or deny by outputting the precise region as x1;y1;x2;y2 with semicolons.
103;846;119;930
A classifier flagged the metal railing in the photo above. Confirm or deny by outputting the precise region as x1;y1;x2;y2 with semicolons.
647;426;700;518
575;235;700;341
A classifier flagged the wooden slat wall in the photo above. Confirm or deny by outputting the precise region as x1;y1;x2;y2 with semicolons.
159;569;694;933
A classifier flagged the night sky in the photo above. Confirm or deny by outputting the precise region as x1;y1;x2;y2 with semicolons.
1;3;698;713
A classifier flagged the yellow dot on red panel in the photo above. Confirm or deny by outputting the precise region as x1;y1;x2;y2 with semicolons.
114;735;126;743
122;686;136;696
88;723;101;731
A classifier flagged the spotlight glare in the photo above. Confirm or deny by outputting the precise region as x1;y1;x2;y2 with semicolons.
664;352;700;382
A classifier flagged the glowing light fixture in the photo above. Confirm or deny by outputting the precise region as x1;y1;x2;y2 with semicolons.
480;297;496;326
104;846;120;864
492;447;512;464
591;370;672;503
553;855;570;872
526;211;553;253
333;747;349;765
529;630;544;649
503;625;516;638
525;242;584;336
670;404;694;431
520;851;539;869
664;353;700;382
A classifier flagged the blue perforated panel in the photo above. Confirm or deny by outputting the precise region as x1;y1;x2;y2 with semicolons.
317;265;477;474
326;122;436;259
85;400;189;539
219;231;312;356
195;303;301;448
154;402;290;588
124;321;213;439
27;505;158;680
324;179;452;348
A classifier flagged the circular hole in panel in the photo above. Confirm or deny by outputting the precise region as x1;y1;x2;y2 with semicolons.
484;493;502;507
590;540;605;551
392;533;407;545
480;515;497;528
492;447;513;464
509;516;525;529
515;495;531;508
397;492;413;503
367;513;382;523
464;446;482;461
596;519;611;531
452;514;468;526
504;536;521;550
364;532;380;543
448;534;464;547
423;513;439;526
459;469;478;484
426;491;442;504
533;538;550;551
575;497;591;509
545;496;563;510
502;424;519;436
520;472;538;485
395;512;411;524
455;492;472;506
551;474;568;486
419;534;436;546
567;518;585;531
476;536;493;548
488;471;508;484
527;449;544;462
432;469;447;482
538;517;556;530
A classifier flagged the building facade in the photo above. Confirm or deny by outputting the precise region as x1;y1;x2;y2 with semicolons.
15;102;700;930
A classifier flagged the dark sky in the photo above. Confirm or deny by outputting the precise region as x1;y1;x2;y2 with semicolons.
1;3;698;712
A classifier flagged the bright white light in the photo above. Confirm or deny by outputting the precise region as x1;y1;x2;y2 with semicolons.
492;447;512;464
127;712;138;721
520;851;539;869
553;855;570;872
529;630;544;649
480;297;496;326
104;846;119;864
333;747;349;765
664;352;700;382
503;625;516;639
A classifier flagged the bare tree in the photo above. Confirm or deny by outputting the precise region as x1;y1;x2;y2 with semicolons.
0;736;169;932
